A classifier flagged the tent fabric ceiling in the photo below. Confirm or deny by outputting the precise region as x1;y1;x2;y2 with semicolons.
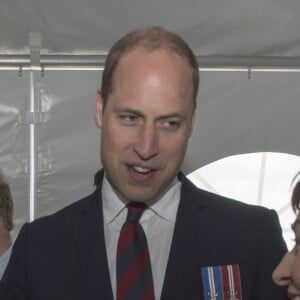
1;0;300;56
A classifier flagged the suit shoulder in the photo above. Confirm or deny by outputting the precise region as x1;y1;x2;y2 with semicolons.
181;174;277;218
27;188;100;230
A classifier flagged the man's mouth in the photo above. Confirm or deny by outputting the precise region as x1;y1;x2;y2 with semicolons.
132;166;152;174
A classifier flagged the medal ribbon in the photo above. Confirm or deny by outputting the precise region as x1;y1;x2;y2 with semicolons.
201;265;242;300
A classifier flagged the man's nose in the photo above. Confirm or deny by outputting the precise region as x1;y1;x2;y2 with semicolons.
272;252;293;286
134;124;159;160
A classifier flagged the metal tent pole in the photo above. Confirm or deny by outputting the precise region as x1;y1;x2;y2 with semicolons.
1;54;300;70
28;33;42;221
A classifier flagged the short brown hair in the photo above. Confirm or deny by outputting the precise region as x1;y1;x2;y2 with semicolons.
292;178;300;213
101;26;199;109
0;169;14;231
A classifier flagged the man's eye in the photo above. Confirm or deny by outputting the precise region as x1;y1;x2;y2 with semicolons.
119;114;138;124
164;120;180;129
127;115;137;121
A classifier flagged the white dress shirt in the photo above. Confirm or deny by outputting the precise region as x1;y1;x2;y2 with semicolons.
102;175;181;300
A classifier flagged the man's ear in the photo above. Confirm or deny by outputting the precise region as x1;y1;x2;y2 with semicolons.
0;216;4;230
189;109;196;137
94;90;104;128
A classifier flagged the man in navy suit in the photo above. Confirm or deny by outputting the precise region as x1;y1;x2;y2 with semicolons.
0;26;287;299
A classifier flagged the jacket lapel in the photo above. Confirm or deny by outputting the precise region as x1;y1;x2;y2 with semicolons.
161;173;214;300
75;177;114;300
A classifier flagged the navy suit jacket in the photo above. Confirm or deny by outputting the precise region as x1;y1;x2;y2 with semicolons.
0;173;288;299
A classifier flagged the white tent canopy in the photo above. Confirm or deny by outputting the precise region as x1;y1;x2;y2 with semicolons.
1;0;300;237
1;0;300;56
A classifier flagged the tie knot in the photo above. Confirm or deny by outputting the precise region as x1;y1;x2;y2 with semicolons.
126;202;147;223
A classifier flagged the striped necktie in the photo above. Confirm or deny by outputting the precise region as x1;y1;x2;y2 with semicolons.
116;202;155;300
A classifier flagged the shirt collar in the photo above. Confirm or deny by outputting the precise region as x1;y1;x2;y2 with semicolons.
0;244;12;261
146;180;181;223
102;176;126;225
102;174;181;225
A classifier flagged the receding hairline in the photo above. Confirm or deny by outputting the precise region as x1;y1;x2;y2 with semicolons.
100;26;199;107
117;26;193;56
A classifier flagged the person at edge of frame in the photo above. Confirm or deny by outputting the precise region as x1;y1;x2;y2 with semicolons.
273;173;300;300
0;169;13;280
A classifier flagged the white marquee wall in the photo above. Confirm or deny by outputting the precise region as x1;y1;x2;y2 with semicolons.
1;67;300;240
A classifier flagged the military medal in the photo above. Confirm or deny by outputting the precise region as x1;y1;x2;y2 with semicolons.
201;264;242;300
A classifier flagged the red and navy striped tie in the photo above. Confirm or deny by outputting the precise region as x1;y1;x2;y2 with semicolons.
116;202;155;300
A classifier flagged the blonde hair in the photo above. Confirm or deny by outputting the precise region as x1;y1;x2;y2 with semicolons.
0;169;14;231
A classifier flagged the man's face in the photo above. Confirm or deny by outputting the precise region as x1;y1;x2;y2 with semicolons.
95;48;195;202
273;213;300;298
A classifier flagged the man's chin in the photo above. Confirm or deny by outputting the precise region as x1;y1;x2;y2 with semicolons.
122;189;159;203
